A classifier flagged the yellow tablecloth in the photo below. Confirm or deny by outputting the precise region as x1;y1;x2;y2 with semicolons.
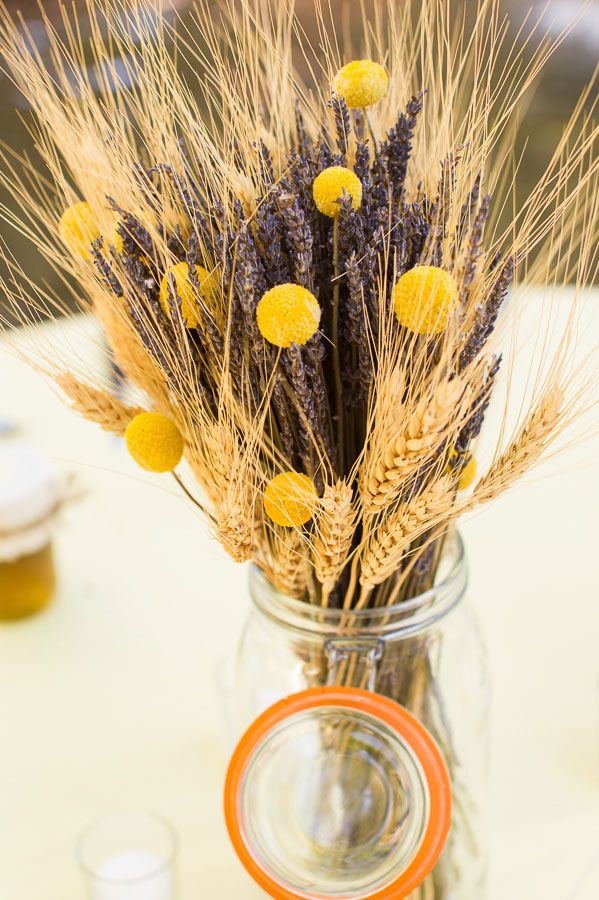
1;294;598;899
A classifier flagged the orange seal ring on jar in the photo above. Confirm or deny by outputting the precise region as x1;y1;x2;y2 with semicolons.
224;686;452;900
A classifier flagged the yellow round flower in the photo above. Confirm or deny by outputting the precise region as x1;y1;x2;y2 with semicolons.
256;284;321;348
313;166;362;218
457;455;477;491
393;265;458;334
333;59;389;109
263;472;318;528
58;201;101;260
125;412;184;473
159;261;217;330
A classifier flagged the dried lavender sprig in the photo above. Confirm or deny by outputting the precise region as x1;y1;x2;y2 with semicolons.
328;95;351;157
305;335;336;470
344;251;373;406
254;197;289;286
459;258;513;371
257;140;275;186
278;190;314;290
272;376;297;464
232;221;270;378
91;239;123;296
382;92;424;204
460;194;492;298
105;196;155;259
283;344;321;473
455;354;502;453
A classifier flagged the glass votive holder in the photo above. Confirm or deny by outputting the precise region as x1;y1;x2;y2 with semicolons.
77;812;178;900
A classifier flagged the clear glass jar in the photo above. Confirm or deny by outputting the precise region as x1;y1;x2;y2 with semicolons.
224;532;489;899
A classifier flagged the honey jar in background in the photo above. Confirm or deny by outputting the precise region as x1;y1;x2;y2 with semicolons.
0;439;59;621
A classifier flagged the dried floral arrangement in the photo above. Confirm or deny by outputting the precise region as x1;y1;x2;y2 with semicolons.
0;0;596;604
0;1;597;894
1;0;595;612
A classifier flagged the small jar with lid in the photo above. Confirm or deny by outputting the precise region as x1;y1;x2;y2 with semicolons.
0;439;59;621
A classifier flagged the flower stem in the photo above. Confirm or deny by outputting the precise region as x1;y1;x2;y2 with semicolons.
332;218;344;472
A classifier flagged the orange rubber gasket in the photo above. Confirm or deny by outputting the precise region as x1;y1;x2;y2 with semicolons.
224;686;452;900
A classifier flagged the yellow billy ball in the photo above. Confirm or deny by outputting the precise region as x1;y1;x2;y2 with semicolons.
333;59;389;109
159;261;217;330
393;265;458;335
125;413;184;473
263;472;318;528
313;166;362;218
257;284;321;348
58;201;101;260
457;455;477;491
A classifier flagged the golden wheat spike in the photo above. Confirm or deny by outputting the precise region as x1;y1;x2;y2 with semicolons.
359;475;454;593
271;529;308;599
312;480;356;601
216;498;255;563
54;372;143;435
360;376;466;516
467;387;565;509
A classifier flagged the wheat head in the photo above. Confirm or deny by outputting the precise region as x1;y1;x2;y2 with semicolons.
55;372;143;435
468;387;565;508
360;378;465;515
271;529;308;599
360;475;454;590
313;480;356;597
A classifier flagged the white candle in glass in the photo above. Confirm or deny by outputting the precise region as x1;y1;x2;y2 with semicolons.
78;813;177;900
94;849;173;900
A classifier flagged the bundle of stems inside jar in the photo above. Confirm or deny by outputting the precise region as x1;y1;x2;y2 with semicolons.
0;0;596;614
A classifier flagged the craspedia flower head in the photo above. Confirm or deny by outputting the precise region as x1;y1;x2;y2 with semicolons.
313;166;362;218
256;284;321;348
393;265;458;334
333;59;389;109
263;471;318;527
125;412;184;473
58;201;101;260
159;262;217;329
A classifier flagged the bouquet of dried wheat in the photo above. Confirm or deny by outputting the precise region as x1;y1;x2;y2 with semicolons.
0;1;596;896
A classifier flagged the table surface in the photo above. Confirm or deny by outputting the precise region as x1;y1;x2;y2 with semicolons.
0;291;598;900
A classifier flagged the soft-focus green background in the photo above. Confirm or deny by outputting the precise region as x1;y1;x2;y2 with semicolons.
0;0;596;324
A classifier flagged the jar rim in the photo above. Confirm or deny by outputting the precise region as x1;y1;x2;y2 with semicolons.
249;530;467;638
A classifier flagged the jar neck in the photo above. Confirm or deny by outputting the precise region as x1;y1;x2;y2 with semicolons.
249;531;467;640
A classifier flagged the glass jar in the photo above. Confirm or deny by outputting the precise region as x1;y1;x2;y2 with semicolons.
0;439;58;621
223;532;489;899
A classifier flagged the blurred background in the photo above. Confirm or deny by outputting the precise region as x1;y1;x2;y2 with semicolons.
0;0;597;326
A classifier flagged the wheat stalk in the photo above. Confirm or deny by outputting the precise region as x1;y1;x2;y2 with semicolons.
55;372;142;435
467;386;565;508
216;497;255;562
359;475;454;593
271;529;308;599
312;480;356;602
360;377;466;516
